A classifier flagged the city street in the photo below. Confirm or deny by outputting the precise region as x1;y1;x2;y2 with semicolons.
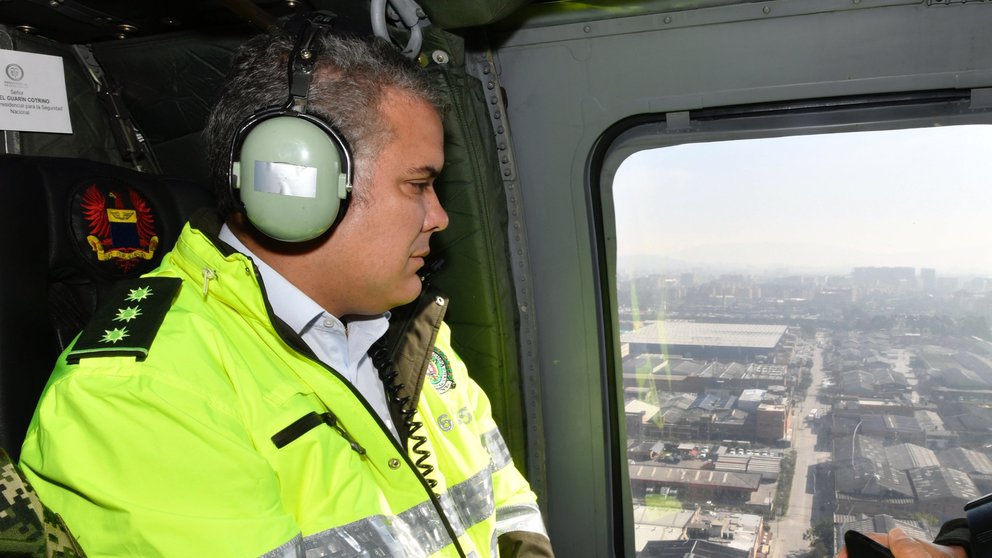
770;343;832;558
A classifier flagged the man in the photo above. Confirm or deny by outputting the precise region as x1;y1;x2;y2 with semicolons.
19;17;553;558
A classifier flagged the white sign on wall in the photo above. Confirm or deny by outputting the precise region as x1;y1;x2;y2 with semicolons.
0;49;72;134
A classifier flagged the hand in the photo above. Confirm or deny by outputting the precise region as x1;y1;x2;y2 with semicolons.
835;528;967;558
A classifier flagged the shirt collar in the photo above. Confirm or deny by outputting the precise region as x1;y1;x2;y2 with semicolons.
219;224;324;335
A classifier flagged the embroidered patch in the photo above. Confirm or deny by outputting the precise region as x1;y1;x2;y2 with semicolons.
427;347;456;394
75;182;159;273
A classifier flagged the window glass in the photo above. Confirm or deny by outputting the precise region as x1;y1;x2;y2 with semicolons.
613;125;992;557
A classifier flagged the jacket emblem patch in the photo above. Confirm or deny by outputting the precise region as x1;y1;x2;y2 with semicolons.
427;347;456;394
79;183;159;272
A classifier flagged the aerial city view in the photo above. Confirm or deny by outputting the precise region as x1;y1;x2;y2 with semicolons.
620;266;992;557
614;127;992;558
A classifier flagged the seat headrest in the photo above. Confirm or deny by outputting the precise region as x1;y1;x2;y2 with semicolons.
0;155;214;458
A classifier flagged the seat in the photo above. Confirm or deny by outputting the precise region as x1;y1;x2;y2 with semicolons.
0;155;213;460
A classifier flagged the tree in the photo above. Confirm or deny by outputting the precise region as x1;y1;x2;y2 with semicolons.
774;451;796;516
803;520;834;558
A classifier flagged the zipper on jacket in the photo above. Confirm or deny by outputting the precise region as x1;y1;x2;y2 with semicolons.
201;267;217;296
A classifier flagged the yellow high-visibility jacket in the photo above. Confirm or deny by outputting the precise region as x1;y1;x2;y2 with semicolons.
20;215;551;558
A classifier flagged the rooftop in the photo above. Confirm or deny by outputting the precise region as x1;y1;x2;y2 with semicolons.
884;443;939;471
640;539;749;558
938;447;992;475
622;321;787;349
630;464;761;491
909;466;980;501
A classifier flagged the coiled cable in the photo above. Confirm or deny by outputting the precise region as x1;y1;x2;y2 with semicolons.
369;337;438;493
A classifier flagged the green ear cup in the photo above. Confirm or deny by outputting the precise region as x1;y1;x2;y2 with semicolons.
232;116;350;242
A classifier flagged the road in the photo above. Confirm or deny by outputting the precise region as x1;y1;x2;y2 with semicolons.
770;341;832;558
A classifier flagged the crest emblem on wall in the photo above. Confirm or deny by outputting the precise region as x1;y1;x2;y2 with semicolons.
80;184;159;273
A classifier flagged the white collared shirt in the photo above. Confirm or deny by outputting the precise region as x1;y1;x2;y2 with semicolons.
219;225;399;439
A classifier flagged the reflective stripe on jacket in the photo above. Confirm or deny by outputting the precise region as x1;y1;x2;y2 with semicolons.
20;217;548;557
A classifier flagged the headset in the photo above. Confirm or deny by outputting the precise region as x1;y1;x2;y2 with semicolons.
227;12;354;243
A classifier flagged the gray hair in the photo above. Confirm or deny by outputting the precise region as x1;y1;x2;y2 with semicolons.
206;28;444;216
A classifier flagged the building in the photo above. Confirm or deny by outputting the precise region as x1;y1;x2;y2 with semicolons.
746;455;782;482
681;362;790;392
908;466;981;521
623;353;791;398
629;463;761;505
737;389;765;413
833;435;915;501
833;398;915;418
755;404;788;444
883;443;939;471
685;511;763;557
914;410;958;449
622;354;692;394
632;506;695;553
622;321;788;362
920;268;936;291
625;399;661;440
622;353;691;395
640;539;749;558
852;267;916;290
937;447;992;475
859;414;926;445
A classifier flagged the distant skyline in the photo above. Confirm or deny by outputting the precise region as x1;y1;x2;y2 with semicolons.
613;125;992;276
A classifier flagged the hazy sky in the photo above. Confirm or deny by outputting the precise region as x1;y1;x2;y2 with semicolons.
613;124;992;276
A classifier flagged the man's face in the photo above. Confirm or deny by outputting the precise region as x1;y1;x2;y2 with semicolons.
315;89;448;316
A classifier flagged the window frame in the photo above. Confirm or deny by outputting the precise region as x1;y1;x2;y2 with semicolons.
590;88;992;553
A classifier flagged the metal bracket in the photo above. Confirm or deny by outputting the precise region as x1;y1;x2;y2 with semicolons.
467;51;517;181
466;47;548;505
666;110;692;132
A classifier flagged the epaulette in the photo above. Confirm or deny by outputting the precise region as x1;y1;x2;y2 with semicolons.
66;277;182;364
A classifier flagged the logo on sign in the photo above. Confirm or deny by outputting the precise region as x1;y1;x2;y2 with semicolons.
5;64;23;81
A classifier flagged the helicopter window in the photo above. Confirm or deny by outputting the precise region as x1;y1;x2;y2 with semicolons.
611;124;992;556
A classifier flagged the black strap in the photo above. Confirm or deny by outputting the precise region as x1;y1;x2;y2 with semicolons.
964;493;992;556
286;13;330;110
934;517;972;557
284;11;372;111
